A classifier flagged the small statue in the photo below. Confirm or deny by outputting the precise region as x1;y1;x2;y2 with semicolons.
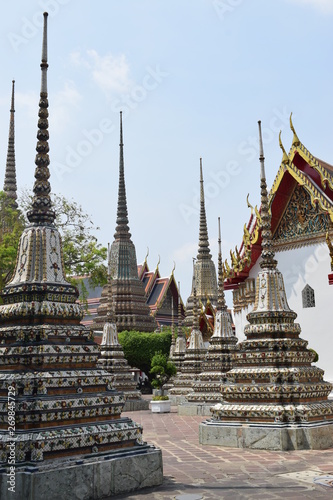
325;231;333;271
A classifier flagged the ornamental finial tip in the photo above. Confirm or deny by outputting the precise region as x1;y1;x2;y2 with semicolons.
279;130;289;165
290;112;300;147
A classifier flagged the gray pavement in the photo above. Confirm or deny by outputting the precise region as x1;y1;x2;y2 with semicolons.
114;402;333;499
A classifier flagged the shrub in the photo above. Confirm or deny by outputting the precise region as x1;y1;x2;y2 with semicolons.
150;351;177;389
118;330;172;379
152;395;169;401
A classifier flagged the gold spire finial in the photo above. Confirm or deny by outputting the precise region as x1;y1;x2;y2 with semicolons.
171;261;176;275
290;112;300;147
156;254;160;270
246;193;254;215
279;131;289;165
144;247;149;263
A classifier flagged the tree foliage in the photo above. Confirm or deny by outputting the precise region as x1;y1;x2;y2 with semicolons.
0;192;25;290
118;330;172;378
0;189;107;301
150;351;176;389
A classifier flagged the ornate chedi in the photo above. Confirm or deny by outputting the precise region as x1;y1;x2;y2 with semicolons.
169;282;186;370
163;286;186;393
3;80;18;209
0;14;162;499
97;245;148;411
185;159;217;326
93;113;156;333
199;121;333;450
169;296;176;358
184;218;238;414
168;287;206;404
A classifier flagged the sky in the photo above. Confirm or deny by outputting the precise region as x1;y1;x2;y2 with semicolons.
0;0;333;304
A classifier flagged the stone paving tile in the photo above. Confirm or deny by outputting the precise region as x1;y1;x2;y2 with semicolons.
111;407;333;499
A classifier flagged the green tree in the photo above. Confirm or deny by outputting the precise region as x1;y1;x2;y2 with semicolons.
0;190;107;302
0;191;25;290
118;330;172;378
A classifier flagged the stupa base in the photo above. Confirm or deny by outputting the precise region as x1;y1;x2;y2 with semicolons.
178;402;214;416
199;420;333;450
123;398;149;411
167;394;188;405
0;444;162;500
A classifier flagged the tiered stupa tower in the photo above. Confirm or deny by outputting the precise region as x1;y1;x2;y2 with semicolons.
97;244;149;410
185;159;217;326
169;283;186;370
3;80;18;208
184;218;238;414
93;113;156;333
199;122;333;450
0;14;162;499
163;286;186;393
168;287;206;404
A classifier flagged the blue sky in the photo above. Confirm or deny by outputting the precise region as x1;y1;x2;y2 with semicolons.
0;0;332;303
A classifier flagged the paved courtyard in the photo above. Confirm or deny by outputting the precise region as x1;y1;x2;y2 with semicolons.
114;402;333;500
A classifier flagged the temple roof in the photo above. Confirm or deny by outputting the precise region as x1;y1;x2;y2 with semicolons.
138;261;185;316
224;115;333;290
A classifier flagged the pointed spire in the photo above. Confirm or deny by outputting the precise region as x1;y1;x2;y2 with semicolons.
106;242;115;322
197;158;211;260
279;131;289;165
3;80;18;208
114;111;131;241
191;257;196;293
192;286;199;330
27;12;55;225
170;295;175;347
290;112;300;147
258;121;277;270
217;217;226;311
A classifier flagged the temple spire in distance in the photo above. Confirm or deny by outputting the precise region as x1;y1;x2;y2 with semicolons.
258;120;277;270
114;111;131;241
3;80;18;208
197;158;211;260
217;217;226;311
27;12;55;225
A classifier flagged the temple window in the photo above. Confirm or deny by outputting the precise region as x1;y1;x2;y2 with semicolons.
302;284;315;308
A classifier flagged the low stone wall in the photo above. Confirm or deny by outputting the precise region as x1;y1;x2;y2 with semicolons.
178;403;213;416
199;420;333;450
0;445;163;500
123;399;149;411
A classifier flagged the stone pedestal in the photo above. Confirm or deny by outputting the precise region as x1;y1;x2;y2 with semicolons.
178;402;212;416
0;445;162;499
199;419;333;450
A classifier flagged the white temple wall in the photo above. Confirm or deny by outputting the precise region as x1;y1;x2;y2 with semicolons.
233;242;333;383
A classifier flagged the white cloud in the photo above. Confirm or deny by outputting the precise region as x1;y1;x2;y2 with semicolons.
288;0;333;13
7;82;81;134
70;49;132;96
15;91;39;120
172;242;198;265
52;81;82;131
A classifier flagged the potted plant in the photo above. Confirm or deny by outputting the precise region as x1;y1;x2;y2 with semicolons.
149;351;176;413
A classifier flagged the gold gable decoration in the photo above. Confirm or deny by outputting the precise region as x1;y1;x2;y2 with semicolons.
273;184;331;247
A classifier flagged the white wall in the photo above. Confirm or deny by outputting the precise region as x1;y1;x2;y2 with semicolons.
233;243;333;383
